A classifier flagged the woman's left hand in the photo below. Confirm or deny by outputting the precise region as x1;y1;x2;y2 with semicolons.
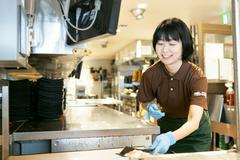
150;131;176;154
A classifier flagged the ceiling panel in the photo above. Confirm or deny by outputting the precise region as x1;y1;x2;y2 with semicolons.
84;0;231;60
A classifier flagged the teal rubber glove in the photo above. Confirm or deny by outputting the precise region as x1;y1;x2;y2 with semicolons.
150;131;176;154
147;103;165;120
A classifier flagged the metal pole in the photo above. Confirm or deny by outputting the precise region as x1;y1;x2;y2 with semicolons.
1;81;9;160
232;0;240;151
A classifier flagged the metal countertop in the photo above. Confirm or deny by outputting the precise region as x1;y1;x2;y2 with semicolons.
12;106;159;141
67;98;123;107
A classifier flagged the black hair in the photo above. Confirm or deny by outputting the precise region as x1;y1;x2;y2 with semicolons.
152;18;194;61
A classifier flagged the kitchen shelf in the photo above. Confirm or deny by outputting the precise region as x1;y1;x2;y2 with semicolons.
198;23;233;81
114;40;155;65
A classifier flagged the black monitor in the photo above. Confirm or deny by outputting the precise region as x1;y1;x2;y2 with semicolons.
66;0;122;45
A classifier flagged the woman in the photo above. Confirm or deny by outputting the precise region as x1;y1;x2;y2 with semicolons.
137;18;211;154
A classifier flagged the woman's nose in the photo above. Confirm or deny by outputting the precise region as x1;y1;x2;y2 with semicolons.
162;44;169;52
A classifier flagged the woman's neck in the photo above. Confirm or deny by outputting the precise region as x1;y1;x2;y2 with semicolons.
165;61;183;76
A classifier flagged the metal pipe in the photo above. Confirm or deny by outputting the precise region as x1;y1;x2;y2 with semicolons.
24;0;36;16
232;0;240;151
24;0;36;57
1;81;9;160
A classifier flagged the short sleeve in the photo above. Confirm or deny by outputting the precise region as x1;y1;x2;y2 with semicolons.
190;76;208;110
137;71;155;103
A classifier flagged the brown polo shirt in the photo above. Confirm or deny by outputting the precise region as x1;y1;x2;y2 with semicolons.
137;61;208;118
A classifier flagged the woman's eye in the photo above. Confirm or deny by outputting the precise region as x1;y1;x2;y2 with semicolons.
157;43;164;46
169;43;176;46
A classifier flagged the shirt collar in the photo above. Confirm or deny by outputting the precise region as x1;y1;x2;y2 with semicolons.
160;61;190;80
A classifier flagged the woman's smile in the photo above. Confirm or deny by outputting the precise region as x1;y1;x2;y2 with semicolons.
162;54;173;59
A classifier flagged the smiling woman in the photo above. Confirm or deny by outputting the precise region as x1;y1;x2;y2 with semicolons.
137;18;212;154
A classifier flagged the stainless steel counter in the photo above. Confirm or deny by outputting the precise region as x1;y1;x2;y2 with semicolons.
67;98;123;107
11;106;160;153
8;149;240;160
13;106;159;140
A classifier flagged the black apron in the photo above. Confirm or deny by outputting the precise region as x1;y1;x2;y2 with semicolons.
157;110;212;153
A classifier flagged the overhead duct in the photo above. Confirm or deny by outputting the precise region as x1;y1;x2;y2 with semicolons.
0;0;29;68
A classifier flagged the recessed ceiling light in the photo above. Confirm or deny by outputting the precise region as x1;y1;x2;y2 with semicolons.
137;3;147;9
136;14;144;20
130;8;145;20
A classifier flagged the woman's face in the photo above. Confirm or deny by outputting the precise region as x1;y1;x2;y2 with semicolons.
155;38;183;66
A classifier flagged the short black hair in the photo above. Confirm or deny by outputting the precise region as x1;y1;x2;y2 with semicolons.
152;18;194;61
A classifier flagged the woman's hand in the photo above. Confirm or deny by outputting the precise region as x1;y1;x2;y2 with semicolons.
146;103;165;119
150;131;176;154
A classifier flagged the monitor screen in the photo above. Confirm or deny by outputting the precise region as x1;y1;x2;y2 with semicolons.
66;0;122;45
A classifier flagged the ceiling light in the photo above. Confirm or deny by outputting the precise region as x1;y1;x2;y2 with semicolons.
130;8;145;20
137;3;147;9
136;14;144;20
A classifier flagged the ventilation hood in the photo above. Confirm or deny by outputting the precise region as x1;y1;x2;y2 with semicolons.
0;0;121;79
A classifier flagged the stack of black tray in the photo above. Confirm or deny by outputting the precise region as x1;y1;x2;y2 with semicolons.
9;79;32;121
37;78;64;119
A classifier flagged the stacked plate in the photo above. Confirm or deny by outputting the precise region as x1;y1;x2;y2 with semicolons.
37;78;64;119
30;81;39;119
9;79;32;121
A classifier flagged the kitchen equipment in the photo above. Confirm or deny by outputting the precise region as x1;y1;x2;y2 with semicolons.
119;146;153;156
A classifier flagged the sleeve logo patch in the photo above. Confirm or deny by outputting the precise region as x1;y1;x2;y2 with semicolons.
193;92;207;98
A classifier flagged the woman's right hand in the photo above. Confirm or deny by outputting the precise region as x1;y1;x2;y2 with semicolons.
147;103;165;119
